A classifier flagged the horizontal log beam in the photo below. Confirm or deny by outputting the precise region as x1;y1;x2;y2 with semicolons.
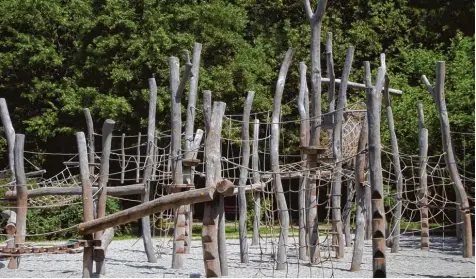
79;187;217;235
4;184;145;199
25;170;46;177
322;77;402;95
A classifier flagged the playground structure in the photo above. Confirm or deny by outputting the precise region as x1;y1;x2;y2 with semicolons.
0;1;474;278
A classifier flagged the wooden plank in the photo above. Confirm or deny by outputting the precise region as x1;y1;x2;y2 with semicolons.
237;91;254;263
271;48;294;270
79;187;216;235
367;67;387;277
77;132;94;278
251;119;261;247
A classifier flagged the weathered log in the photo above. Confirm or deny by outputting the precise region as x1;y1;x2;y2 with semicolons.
141;78;158;263
331;46;354;259
94;119;115;275
202;101;226;277
183;43;203;254
83;108;95;177
363;62;373;242
5;184;144;199
136;132;141;183
417;103;429;250
77;132;94;278
93;228;114;262
350;112;369;271
14;135;27;247
251;119;261;247
297;61;309;260
25;169;46;177
2;210;16;236
367;67;387;277
237;91;254;263
120;133;125;184
79;187;216;235
0;98;16;182
422;62;472;258
271;48;294;270
343;180;355;247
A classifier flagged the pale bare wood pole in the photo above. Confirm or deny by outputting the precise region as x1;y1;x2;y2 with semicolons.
77;132;94;278
183;42;202;254
331;46;354;258
417;103;430;250
141;78;158;263
421;62;472;258
237;91;254;263
343;179;355;247
251;118;261;246
326;32;336;114
0;98;18;269
382;72;403;253
136;132;141;183
350;113;369;271
201;101;227;277
83;108;95;177
169;55;193;269
271;48;294;270
367;67;387;277
297;61;309;261
363;62;373;241
94;119;115;275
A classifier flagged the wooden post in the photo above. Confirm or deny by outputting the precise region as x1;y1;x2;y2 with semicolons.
304;0;328;147
141;78;158;263
343;179;355;247
297;62;309;260
83;108;95;177
422;62;472;258
271;48;294;270
251;119;261;247
136;132;141;183
120;133;125;184
202;101;226;277
350;113;369;271
169;55;192;269
77;132;94;278
183;43;202;254
94;119;115;275
93;228;115;263
363;62;373;241
237;91;254;263
326;32;336;114
14;134;27;246
367;67;387;278
0;98;18;269
331;46;354;258
383;74;403;253
417;103;430;250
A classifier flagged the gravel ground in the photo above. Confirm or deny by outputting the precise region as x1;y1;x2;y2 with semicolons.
1;235;474;278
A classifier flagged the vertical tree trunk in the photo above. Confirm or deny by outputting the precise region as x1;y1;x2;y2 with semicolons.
120;133;125;184
136;132;141;183
141;78;158;263
202;101;226;277
331;46;354;259
297;62;309;260
350;113;369;271
367;67;387;278
343;180;355;247
183;42;202;254
271;48;294;270
383;75;403;253
83;108;95;177
251;119;261;246
417;103;429;250
77;132;94;278
13;134;27;271
237;91;254;263
422;62;472;258
94;119;115;275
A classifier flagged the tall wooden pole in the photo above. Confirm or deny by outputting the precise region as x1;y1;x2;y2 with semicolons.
120;133;125;184
183;43;202;254
136;132;141;183
417;103;429;250
77;132;94;278
141;78;158;263
363;62;373;241
251;119;261;247
83;108;95;177
237;91;254;263
169;55;192;269
297;61;309;260
367;67;387;278
202;101;226;277
350;113;369;271
422;62;472;258
383;74;403;253
94;119;115;275
13;134;27;271
331;46;354;258
271;48;294;270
